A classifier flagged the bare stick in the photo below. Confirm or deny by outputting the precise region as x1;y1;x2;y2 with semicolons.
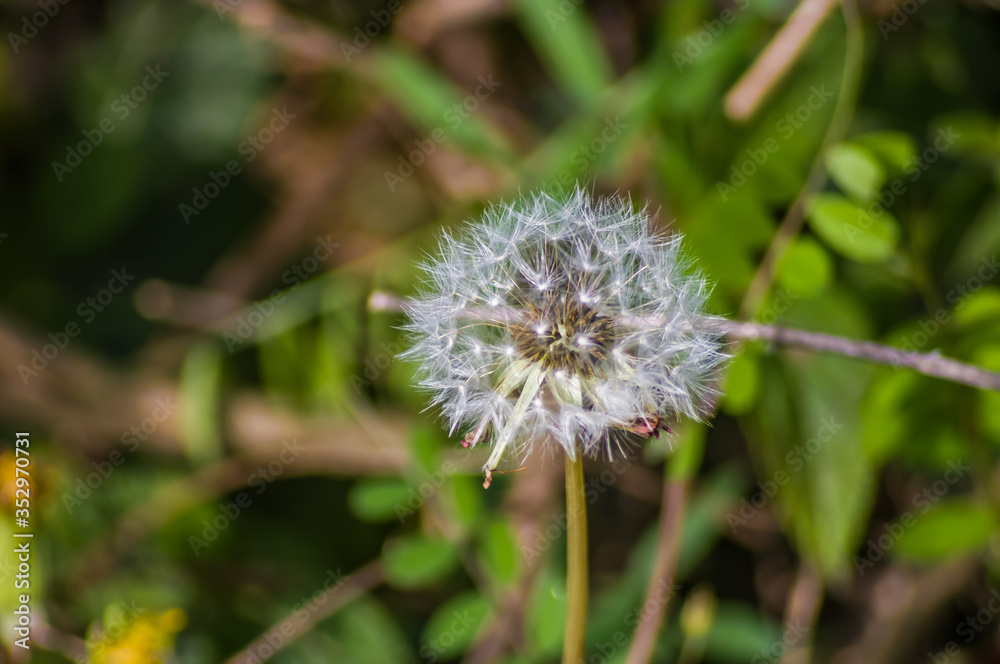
724;0;842;122
225;561;383;664
779;565;823;664
713;319;1000;392
737;0;863;318
372;291;1000;392
625;480;688;664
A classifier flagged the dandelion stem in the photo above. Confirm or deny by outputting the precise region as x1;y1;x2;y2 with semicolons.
563;450;589;664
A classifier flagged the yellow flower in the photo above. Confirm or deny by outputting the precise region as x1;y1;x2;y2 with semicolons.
0;449;16;513
86;608;186;664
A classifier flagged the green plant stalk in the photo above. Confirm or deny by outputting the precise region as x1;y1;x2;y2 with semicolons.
563;450;589;664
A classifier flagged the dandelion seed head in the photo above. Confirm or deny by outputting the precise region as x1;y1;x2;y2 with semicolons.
402;187;727;478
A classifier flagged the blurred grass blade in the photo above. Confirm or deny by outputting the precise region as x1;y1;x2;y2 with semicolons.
369;47;516;163
179;340;223;463
510;0;613;107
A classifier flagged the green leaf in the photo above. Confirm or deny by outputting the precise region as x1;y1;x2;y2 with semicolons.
526;568;566;657
348;479;412;523
510;0;612;106
749;320;877;579
409;423;443;476
704;602;782;663
722;348;761;415
970;345;1000;446
327;597;416;664
667;424;705;481
383;536;459;589
853;131;917;173
861;370;922;463
806;193;899;263
894;499;996;562
444;474;484;529
420;591;494;661
826;142;885;203
477;519;521;586
954;287;1000;330
934;112;1000;158
694;189;775;251
775;236;833;299
947;195;1000;283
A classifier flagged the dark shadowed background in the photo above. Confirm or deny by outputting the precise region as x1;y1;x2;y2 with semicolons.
2;0;1000;662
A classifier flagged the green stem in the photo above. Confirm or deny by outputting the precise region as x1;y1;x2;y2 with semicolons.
563;450;588;664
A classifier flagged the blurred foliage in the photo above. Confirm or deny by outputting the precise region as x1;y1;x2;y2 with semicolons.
2;0;1000;662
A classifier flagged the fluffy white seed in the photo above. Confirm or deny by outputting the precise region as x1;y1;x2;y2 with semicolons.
402;187;727;484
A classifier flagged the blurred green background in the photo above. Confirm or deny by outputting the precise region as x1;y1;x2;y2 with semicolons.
2;0;1000;662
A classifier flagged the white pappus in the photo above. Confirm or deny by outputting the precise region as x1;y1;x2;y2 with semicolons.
402;187;727;487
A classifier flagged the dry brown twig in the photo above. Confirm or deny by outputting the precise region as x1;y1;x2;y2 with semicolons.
724;0;843;122
370;291;1000;393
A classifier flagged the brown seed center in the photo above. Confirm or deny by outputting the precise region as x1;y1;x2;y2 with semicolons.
511;295;615;376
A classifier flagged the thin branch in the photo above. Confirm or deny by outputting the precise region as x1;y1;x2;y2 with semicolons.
713;319;1000;392
724;0;842;121
625;479;689;664
738;0;864;318
779;564;823;664
224;561;383;664
372;291;1000;392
